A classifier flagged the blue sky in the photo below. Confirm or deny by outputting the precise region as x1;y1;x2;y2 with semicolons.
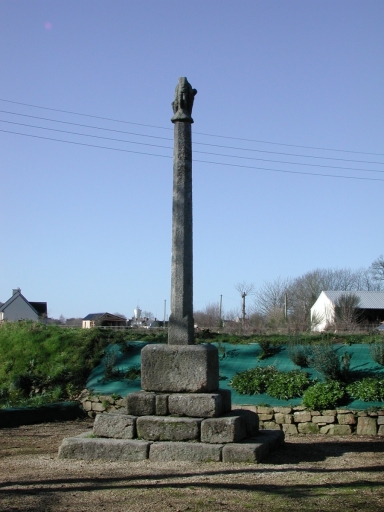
1;1;383;320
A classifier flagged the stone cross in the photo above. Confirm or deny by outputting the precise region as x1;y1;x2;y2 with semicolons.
168;77;197;345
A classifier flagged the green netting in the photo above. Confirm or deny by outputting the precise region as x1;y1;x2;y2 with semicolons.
86;342;384;410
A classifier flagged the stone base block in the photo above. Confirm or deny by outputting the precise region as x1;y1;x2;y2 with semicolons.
141;344;219;392
201;416;247;444
149;442;222;462
226;409;259;436
136;416;201;441
168;393;222;418
221;430;284;463
126;392;169;416
127;391;156;416
93;413;136;439
222;441;269;463
58;436;150;461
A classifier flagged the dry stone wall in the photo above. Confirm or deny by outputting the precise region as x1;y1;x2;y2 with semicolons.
78;390;384;436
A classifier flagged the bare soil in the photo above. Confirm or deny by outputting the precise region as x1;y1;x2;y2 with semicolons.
0;419;383;512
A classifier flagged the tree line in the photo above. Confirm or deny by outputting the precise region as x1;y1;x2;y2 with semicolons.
194;255;384;332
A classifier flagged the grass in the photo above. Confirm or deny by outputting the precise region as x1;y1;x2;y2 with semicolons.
0;321;133;408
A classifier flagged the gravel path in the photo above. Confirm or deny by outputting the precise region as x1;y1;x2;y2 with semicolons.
1;419;383;511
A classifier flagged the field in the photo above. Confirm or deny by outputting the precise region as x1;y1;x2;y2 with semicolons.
0;419;383;512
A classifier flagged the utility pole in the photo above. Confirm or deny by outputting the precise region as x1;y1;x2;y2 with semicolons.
219;294;222;329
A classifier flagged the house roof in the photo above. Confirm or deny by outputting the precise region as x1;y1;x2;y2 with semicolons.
83;312;126;321
322;291;384;309
0;289;44;316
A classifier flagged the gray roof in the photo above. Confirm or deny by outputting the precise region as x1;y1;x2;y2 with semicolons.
323;291;384;309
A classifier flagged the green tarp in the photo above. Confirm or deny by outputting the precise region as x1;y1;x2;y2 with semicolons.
86;342;384;410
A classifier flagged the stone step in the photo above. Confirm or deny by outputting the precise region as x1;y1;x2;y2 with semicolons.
126;389;231;418
58;429;284;463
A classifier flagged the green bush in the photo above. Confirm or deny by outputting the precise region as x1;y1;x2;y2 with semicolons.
230;366;277;395
287;341;311;367
265;370;310;400
308;343;351;381
302;381;346;410
347;377;384;402
230;366;310;399
369;340;384;366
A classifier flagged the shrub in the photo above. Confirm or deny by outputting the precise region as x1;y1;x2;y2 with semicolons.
265;370;310;400
287;341;311;367
347;377;384;402
309;343;351;381
230;366;277;395
302;381;346;410
369;340;384;366
230;366;310;399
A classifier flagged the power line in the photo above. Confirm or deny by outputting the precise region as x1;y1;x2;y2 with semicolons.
1;118;383;175
1;97;383;157
2;127;384;182
1;110;384;166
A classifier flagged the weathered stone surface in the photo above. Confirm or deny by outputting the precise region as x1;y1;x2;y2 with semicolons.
201;416;246;444
377;416;384;425
357;411;368;417
322;410;336;416
275;413;293;425
58;437;150;461
257;407;273;414
217;388;232;413
168;393;222;418
227;409;259;436
294;411;311;423
222;441;269;463
141;344;219;392
149;442;222;462
82;401;92;412
336;425;353;435
357;416;377;435
115;397;127;408
169;89;195;345
274;407;292;414
258;413;274;421
156;394;168;415
337;413;356;425
93;413;136;439
136;416;201;441
378;425;384;436
282;424;298;435
312;415;335;424
298;422;319;434
262;422;281;430
92;403;106;412
127;391;156;416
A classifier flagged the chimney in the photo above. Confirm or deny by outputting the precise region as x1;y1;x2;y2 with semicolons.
12;288;21;295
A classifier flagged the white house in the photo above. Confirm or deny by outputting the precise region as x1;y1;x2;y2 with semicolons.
311;290;384;331
0;288;47;322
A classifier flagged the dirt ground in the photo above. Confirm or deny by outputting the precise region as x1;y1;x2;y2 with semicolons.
0;419;383;512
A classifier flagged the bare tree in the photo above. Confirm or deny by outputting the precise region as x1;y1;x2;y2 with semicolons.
334;293;361;330
370;255;384;283
235;281;255;326
253;277;291;317
194;302;221;330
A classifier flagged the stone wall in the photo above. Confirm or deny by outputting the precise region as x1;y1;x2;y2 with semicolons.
237;405;384;436
78;391;384;436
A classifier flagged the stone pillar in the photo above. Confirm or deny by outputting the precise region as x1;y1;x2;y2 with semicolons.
168;77;197;345
140;78;219;393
